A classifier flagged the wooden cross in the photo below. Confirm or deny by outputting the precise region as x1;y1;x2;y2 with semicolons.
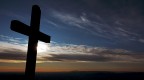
10;5;50;80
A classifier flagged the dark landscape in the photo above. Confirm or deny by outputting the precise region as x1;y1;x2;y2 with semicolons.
0;71;143;80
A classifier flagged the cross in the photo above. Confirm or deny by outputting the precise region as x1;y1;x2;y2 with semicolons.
10;5;50;80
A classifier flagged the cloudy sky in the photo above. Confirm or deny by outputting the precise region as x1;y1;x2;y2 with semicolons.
0;0;144;72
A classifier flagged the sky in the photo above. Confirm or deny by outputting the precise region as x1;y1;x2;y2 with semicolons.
0;0;144;72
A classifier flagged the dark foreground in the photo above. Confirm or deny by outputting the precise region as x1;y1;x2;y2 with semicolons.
0;71;144;80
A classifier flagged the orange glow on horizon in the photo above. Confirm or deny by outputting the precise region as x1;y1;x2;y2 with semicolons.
0;62;144;72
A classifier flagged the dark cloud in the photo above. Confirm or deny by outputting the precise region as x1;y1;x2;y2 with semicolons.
44;46;144;62
0;48;26;60
48;54;143;62
0;39;144;63
0;35;26;61
46;54;114;62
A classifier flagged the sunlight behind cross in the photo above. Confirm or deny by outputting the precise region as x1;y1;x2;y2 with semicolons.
37;42;50;53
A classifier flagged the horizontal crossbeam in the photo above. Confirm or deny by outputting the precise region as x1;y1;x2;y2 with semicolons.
11;20;50;43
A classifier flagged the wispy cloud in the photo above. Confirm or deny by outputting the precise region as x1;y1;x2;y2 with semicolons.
0;35;25;44
0;35;144;63
49;10;144;43
44;19;59;28
139;39;144;43
0;9;26;20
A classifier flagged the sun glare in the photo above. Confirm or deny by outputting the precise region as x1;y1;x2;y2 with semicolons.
37;42;49;53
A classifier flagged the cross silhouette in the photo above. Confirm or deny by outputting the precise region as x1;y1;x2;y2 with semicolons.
10;5;50;80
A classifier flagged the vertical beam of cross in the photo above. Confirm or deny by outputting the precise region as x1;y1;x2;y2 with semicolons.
25;5;40;80
10;5;50;80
